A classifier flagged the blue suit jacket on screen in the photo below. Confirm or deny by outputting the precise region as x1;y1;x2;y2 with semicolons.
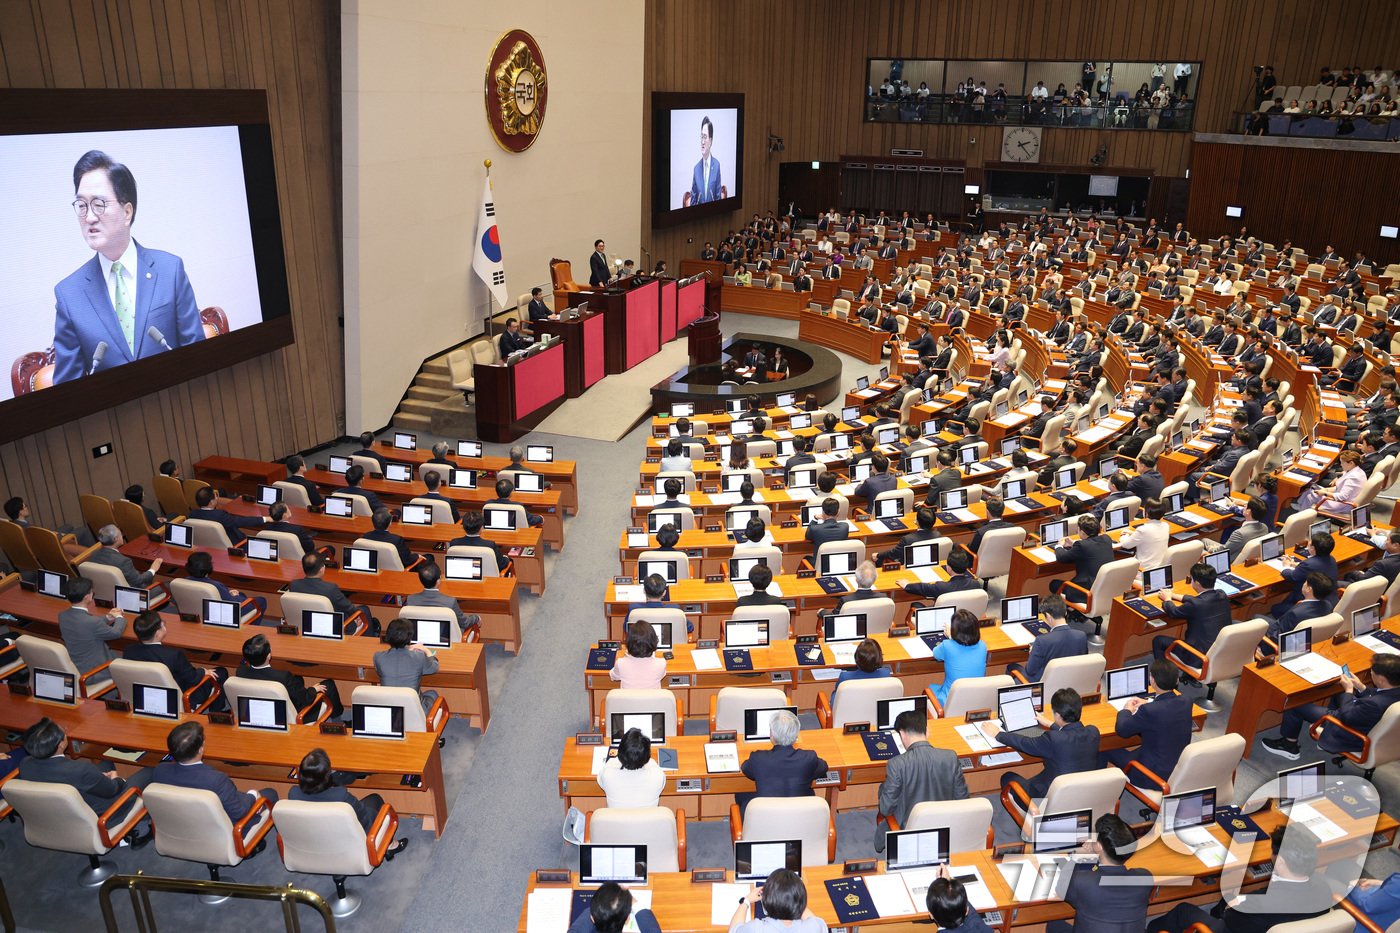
52;242;204;383
689;157;723;204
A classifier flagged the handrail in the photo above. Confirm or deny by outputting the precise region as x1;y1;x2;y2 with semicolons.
99;874;336;933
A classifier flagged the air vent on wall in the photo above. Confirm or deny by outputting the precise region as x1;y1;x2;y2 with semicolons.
891;148;924;157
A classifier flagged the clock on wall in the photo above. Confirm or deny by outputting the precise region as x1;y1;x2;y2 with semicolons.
1001;126;1042;163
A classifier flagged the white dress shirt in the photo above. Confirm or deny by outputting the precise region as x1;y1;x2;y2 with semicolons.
1118;519;1170;574
598;758;666;809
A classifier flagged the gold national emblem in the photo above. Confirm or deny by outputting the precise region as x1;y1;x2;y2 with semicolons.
486;30;548;152
844;894;861;907
1231;818;1247;829
875;741;888;750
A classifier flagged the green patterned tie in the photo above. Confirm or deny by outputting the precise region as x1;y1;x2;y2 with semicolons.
112;260;134;353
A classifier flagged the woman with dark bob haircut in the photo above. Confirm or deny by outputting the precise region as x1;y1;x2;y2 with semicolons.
831;637;892;697
289;747;407;854
931;608;987;706
727;868;828;931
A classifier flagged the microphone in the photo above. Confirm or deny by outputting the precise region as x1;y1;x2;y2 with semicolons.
147;326;173;352
88;341;108;376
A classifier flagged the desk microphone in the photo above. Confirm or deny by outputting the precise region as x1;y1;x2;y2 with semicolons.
88;341;108;375
146;326;173;352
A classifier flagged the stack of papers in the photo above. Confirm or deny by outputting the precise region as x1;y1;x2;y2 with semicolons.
1280;654;1344;684
613;585;646;602
1356;634;1400;655
863;874;917;917
691;649;722;671
1029;546;1059;562
999;622;1036;646
946;507;980;523
525;888;574;933
1285;801;1346;841
907;566;944;584
711;883;750;924
898;636;934;659
704;742;741;773
956;723;997;751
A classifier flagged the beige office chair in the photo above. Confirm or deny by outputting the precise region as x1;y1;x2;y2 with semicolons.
1062;556;1140;646
273;799;403;918
599;689;684;739
709;687;791;733
0;775;147;886
397;605;473;645
75;559;170;610
350;536;413;573
108;657;220;715
222;675;332;726
1002;767;1127;841
968;527;1027;585
934;588;990;618
637;550;693;581
623;606;689;645
168;576;264;625
350;684;449;738
1263;910;1358;933
447;347;475;403
1165;540;1205;582
141;784;273;903
730;544;783;576
1124;733;1245;815
280;592;371;637
349;455;383;477
15;634;115;698
886;797;995;850
253;529;312;562
407;496;455;525
483;502;531;532
183;518;234;549
729;604;791;642
1165;618;1269;711
1021;654;1106;698
1281;508;1318;548
816;676;905;729
810;539;866;575
586;807;685;873
335;491;377;518
730;798;836;865
840;596;897;636
1332;577;1387;622
936;674;1015;719
1311;700;1400;780
272;481;312;508
446;544;507;579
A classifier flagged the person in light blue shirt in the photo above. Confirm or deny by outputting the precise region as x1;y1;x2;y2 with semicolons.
931;609;988;706
1349;875;1400;933
832;639;892;696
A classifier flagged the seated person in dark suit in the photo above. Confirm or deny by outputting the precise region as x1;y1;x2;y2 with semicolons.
281;455;324;508
88;524;160;587
902;545;981;601
1007;593;1087;681
995;688;1101;798
352;431;388;474
569;883;661;933
238;632;344;719
1101;660;1193;789
18;718;151;844
424;441;456;473
1151;825;1332;933
876;506;938;566
1260;571;1335;658
122;484;164;530
403;561;480;639
625;573;686;633
448;510;508;572
735;564;784;607
804;497;849;549
489;477;543;527
1155;561;1232;661
1126;453;1165;503
1264;652;1400;760
150;721;278;820
1345;529;1400;585
834;560;881;610
184;550;267;617
188;486;269;546
1269;532;1338;619
419;470;460;524
363;507;421;570
288;552;377;636
338;464;385;514
124;610;228;711
291;748;408;851
1046;814;1152;933
783;436;816;473
264;501;318;556
526;286;551;323
736;709;828;815
498;317;533;356
1093;471;1135;520
853;453;898;514
1050;513;1115;596
967;496;1015;553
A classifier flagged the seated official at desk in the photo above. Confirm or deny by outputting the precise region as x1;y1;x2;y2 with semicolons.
239;632;345;719
902;546;981;601
404;562;480;638
931;609;988;705
876;506;939;566
805;497;849;548
498;317;533;356
1050;514;1115;596
364;507;422;570
419;470;461;524
151;721;279;819
123;484;165;531
19;718;152;843
448;510;508;572
352;432;388;473
1101;660;1192;789
1269;531;1339;618
338;464;385;513
88;523;161;587
125;609;229;712
736;709;828;816
1118;498;1171;574
832;638;892;696
491;477;543;527
290;551;378;635
736;564;784;607
1223;496;1271;564
968;497;1017;553
185;550;269;617
853;453;897;514
189;486;271;545
626;573;687;633
727;868;827;933
571;882;661;933
282;455;324;508
1259;571;1335;657
926;876;992;933
833;560;881;611
526;286;551;323
1155;561;1231;662
1263;653;1400;761
659;438;692;474
598;728;665;809
1008;594;1086;681
610;620;667;690
291;748;408;852
375;618;440;711
1047;814;1152;933
733;517;775;554
648;522;689;565
58;576;126;680
784;435;815;473
265;502;318;556
875;710;968;852
997;688;1100;797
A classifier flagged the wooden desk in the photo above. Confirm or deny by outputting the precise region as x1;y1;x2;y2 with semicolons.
798;311;890;364
0;692;451;835
0;576;491;731
190;456;286;491
369;441;580;515
719;283;806;319
119;538;524;654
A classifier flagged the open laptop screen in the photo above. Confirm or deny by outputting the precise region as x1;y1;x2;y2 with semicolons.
734;840;801;882
32;667;76;704
352;703;406;739
202;598;240;628
132;683;180;720
609;712;666;745
822;613;867;642
742;705;798;742
237;695;288;731
876;696;928;731
1033;810;1093;853
887;827;950;871
580;845;647;886
1106;664;1150;701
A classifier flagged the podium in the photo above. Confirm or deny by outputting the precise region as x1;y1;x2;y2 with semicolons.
532;309;606;398
688;311;722;366
473;338;568;442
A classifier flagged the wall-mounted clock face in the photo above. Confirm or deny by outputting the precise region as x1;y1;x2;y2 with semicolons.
1002;126;1042;163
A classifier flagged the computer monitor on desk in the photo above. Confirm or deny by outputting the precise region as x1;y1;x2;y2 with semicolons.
734;841;801;881
37;570;67;599
202;598;240;628
1033;809;1093;854
580;845;647;886
886;827;950;871
638;559;679;584
742;705;797;741
818;550;857;576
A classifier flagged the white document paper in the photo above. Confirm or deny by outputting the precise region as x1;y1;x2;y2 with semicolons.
732;581;754;599
809;667;841;681
590;746;608;776
1280;654;1344;685
1005;499;1031;513
948;508;980;523
949;865;996;910
635;494;658;507
1030;546;1059;562
710;492;742;506
703;742;741;773
1285;801;1346;842
1357;635;1399;655
691;649;723;671
622;890;653;932
864;873;918;917
908;565;942;584
899;635;934;659
999;622;1036;646
828;642;858;665
956;723;995;751
835;483;856;496
711;883;750;925
865;521;893;534
526;888;574;933
613;585;646;603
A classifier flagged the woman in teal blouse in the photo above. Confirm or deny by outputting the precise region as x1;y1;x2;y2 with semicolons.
930;609;988;705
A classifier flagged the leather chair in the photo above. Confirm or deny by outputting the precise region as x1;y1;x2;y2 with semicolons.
483;502;530;531
272;798;403;918
141;784;273;902
885;797;995;850
407;496;454;525
0;773;147;885
280;592;371;637
446;544;509;579
1062;556;1140;646
336;491;377;517
108;657;221;715
1281;508;1318;547
349;456;383;478
1124;733;1245;816
599;689;684;740
183;518;234;549
153;474;188;517
350;685;449;738
1165;540;1205;582
815;676;904;729
1014;654;1106;698
1332;576;1388;622
839;596;896;636
730;797;836;866
181;480;211;514
26;525;93;576
1166;618;1269;711
15;634;115;698
967;526;1027;585
933;588;989;618
76;560;170;610
637;550;692;582
729;604;791;642
168;577;263;625
113;499;164;542
709;687;790;733
1312;700;1400;780
1002;766;1127;841
79;495;116;539
350;536;417;573
222;675;332;726
935;674;1014;719
272;481;312;508
0;521;43;575
396;605;476;645
254;529;314;562
729;543;783;576
447;347;474;403
586;807;685;873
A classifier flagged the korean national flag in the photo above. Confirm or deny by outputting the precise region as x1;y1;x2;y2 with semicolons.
472;176;509;308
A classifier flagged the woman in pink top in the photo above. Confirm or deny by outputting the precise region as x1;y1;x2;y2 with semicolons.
610;620;668;690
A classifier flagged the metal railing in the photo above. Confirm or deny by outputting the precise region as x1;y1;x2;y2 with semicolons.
98;874;336;933
864;96;1197;131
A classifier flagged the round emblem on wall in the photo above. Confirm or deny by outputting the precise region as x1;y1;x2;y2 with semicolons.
485;30;548;152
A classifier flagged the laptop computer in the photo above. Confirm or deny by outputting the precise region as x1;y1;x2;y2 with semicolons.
485;507;519;531
725;620;770;648
1278;626;1311;662
409;616;454;648
1161;787;1218;849
788;468;817;489
1202;549;1251;595
1103;506;1131;532
1002;595;1046;635
341;546;378;573
202;598;240;628
819;551;857;576
1259;533;1285;568
1005;809;1095;901
728;508;761;532
1353;603;1400;653
874;497;905;519
912;605;954;638
131;683;181;720
876;696;928;733
245;537;279;562
114;585;148;614
886;827;951;872
328;455;351;474
850;461;873;483
638;559;680;585
444;555;484;581
449;468;478;489
789;412;812;430
324;495;356;517
734;840;801;882
301;610;344;640
742;705;799;742
32;667;76;705
352;703;406;740
515;472;545;493
525;445;553;463
1039;519;1070;547
37;570;67;599
400;503;434;526
1105;664;1151;710
237;694;288;731
456;439;483;458
257;484;282;506
904;541;939;569
164;523;193;548
384;463;413;482
1001;478;1036;510
393;432;417;450
1141;565;1173;596
1278;760;1325;807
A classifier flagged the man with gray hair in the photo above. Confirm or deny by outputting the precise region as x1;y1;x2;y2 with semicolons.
736;708;828;816
86;523;161;587
876;709;967;851
835;559;880;610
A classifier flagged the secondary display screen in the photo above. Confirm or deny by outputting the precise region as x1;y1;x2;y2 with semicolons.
652;92;744;228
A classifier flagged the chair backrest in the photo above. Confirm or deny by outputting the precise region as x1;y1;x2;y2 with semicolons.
169;577;224;617
725;504;772;526
1353;702;1400;771
351;536;406;572
656;470;696;493
1332;576;1388;622
1037;416;1066;455
730;544;783;576
746;441;777;459
280;592;336;628
602;689;680;739
712;686;790;732
16;633;80;680
407;496;454;525
1226;450;1261;493
973;527;1027;579
1086;558;1142;615
1295;612;1343;642
349;455;383;477
1165;540;1205;581
112;500;156;542
268;480;311;510
444;545;502;579
1165;733;1245;803
1041;654;1106;697
108;658;182;705
0;521;42;573
142;784;242;865
337;491;376;517
222;676;295;720
184;518;233;549
934;587;989;617
79;495;116;538
943;674;1014;718
255;529;308;562
647;508;695;531
3;779;109;855
152;474;187;516
25;526;79;575
350;684;430;733
272;800;374;877
814;539;866;571
76;560;126;604
840;597;897;636
729;604;791;642
636;550;692;582
1281;508;1317;548
181;480;210;512
903;798;995;852
829;676;906;728
1035;766;1127;833
738;797;833;866
1201;619;1270;683
589;807;680;874
1266;909;1353;933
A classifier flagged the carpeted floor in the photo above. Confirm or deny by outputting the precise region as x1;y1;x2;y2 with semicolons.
3;313;1399;932
532;339;690;442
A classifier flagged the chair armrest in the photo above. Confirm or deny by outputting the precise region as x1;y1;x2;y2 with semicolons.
1309;714;1370;763
730;804;743;845
96;786;146;849
79;662;116;698
816;691;833;729
366;803;400;868
296;694;333;726
676;809;687;871
147;581;174;608
1341;898;1387;933
1186;925;1216;933
182;671;222;714
1009;668;1029;685
827;810;837;864
0;640;23;676
999;778;1035;825
1059;580;1091;610
1201;471;1230;485
238;596;265;625
233;793;274;857
345;608;372;638
405;555;427;573
1165;640;1208;681
708;695;718;734
926;685;944;718
674;693;685;733
426;695;449;733
315;545;336;560
71;543;103;566
464;627;481;645
1125;760;1170;797
883;813;901;832
502;559;516;578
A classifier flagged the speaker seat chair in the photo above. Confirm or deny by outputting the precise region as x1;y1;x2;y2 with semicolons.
140;784;273;903
586;807;686;872
730;797;836;865
273;798;404;918
0;771;147;886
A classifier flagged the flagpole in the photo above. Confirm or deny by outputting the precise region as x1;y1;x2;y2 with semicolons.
483;159;495;337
